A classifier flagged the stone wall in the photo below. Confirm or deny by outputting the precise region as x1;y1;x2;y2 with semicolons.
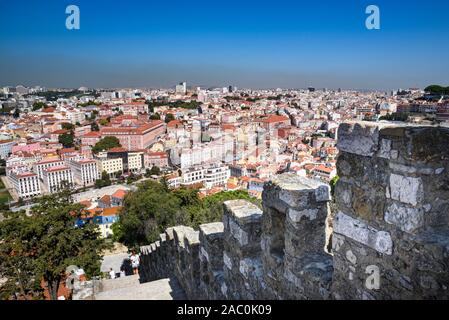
331;122;449;299
139;122;449;300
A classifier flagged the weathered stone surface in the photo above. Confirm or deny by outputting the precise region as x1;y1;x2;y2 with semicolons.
136;122;449;301
333;212;393;255
337;122;382;156
385;202;424;233
389;174;423;206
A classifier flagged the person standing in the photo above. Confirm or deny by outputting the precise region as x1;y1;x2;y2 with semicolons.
130;250;140;275
109;268;116;279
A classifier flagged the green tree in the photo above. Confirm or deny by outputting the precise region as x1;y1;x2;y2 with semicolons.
13;108;20;118
330;175;340;197
149;166;161;176
114;180;260;246
95;171;112;188
0;191;110;300
149;113;161;120
99;118;109;126
92;136;121;154
118;180;185;246
32;102;47;111
58;133;74;148
61;123;74;130
165;113;175;123
91;122;100;132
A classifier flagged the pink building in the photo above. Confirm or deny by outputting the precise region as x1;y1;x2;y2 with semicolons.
101;121;166;150
145;151;169;168
12;143;41;154
81;131;101;146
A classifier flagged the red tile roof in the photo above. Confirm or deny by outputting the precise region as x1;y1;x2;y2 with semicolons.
111;189;127;199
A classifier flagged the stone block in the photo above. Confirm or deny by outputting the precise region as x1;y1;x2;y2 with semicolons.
333;212;393;255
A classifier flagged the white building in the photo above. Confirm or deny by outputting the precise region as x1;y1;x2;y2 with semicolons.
8;170;41;199
128;151;144;172
42;166;74;193
181;165;230;188
96;157;123;177
0;140;16;159
69;158;100;187
175;82;187;95
33;159;66;180
67;110;85;124
204;165;231;189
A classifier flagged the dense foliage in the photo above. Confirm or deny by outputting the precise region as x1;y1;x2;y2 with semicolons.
95;171;112;188
92;136;121;154
32;102;47;111
0;191;110;300
425;85;449;95
58;133;74;148
113;180;260;247
147;99;201;110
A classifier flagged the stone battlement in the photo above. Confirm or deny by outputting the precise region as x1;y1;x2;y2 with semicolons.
139;122;449;300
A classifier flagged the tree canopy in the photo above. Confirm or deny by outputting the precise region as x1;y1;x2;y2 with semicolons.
58;133;74;148
425;85;449;95
165;113;175;123
92;136;121;154
0;191;109;300
32;102;47;111
113;180;260;247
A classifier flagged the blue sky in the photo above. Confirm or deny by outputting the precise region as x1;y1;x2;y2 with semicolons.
0;0;448;90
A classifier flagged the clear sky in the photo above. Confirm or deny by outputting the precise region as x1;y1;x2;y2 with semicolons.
0;0;448;90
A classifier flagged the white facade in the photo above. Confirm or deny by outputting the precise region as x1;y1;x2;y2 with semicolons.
8;171;41;199
69;159;100;186
33;159;65;180
42;166;74;193
97;158;123;176
204;166;231;189
128;152;144;172
67;111;85;124
181;165;230;188
0;140;16;159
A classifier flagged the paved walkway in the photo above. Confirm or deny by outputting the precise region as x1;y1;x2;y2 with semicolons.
95;277;186;300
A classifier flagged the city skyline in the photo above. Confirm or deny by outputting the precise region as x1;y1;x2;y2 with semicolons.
1;0;449;90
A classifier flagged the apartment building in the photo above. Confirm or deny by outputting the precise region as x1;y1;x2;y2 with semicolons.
33;159;66;180
42;165;74;193
0;140;16;159
100;120;165;150
181;165;230;188
68;158;100;187
8;170;41;199
204;165;231;189
96;157;123;177
145;151;169;168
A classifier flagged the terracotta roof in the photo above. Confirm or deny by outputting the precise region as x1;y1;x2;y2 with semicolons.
45;165;70;173
111;189;127;199
82;131;101;138
79;200;92;208
167;120;182;128
107;147;127;153
261;115;290;123
99;195;111;204
51;129;69;135
102;207;121;216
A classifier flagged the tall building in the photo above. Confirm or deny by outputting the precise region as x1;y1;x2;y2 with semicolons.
175;82;187;95
68;158;100;187
8;170;41;199
42;166;74;193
